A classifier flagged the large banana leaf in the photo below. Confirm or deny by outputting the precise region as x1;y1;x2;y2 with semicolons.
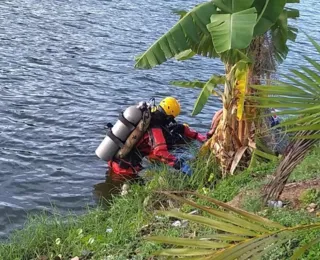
254;0;299;63
271;7;299;63
193;33;219;58
176;33;220;60
147;191;320;259
286;7;300;19
271;11;289;63
192;75;225;116
174;49;196;61
207;8;258;53
135;0;298;69
172;10;218;61
135;2;217;69
253;0;287;36
212;0;255;13
173;10;188;20
171;80;206;89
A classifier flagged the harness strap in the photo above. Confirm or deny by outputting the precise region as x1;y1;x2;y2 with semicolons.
118;113;136;131
107;130;124;148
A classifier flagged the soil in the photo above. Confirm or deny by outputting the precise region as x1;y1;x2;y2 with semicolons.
228;178;320;210
278;178;320;209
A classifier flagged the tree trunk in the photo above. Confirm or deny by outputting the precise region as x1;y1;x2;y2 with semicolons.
208;35;278;176
210;63;251;176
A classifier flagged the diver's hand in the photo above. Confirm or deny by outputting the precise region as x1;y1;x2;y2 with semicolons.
180;162;192;176
196;133;207;142
207;109;223;138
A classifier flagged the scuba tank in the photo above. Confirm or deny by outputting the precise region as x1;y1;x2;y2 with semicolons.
95;101;153;162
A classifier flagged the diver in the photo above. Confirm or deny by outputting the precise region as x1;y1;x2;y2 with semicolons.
95;97;206;176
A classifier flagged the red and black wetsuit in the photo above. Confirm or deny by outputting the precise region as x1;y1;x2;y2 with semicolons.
108;110;205;175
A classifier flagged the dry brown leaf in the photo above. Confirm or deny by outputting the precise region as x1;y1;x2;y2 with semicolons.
230;146;248;175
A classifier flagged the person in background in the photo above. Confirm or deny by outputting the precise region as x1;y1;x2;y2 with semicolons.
269;109;280;127
108;97;206;176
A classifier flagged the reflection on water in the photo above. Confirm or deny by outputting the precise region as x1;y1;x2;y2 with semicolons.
93;171;144;204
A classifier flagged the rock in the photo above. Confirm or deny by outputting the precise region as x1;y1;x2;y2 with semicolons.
307;203;317;213
309;203;317;209
121;184;130;196
106;228;113;233
171;220;181;227
121;190;128;196
308;208;315;213
171;220;188;228
267;200;283;208
71;257;79;260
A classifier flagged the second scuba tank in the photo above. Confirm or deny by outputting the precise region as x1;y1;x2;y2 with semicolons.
95;105;143;162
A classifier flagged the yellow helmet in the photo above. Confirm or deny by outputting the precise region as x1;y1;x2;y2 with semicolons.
159;97;181;118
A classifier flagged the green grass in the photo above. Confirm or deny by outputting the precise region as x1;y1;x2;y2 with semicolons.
0;146;320;260
289;144;320;182
0;154;217;260
210;160;277;202
261;208;320;260
299;188;320;206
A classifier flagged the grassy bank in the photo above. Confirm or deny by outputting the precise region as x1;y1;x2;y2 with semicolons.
1;147;320;260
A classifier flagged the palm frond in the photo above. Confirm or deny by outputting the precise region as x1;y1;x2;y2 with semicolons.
258;36;320;202
291;237;320;260
248;35;320;139
147;191;320;259
263;130;320;201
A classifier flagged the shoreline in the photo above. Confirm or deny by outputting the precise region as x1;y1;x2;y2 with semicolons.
1;147;319;260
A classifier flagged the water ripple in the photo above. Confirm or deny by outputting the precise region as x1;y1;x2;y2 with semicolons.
0;0;318;239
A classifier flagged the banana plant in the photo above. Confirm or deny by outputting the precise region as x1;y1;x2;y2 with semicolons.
134;0;300;175
147;191;320;259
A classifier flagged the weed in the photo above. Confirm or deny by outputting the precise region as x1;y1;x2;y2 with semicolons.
289;145;320;182
299;188;320;206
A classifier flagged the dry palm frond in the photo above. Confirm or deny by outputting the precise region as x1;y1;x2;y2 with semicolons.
147;191;320;260
264;130;320;202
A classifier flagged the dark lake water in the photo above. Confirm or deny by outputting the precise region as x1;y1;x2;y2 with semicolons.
0;0;319;239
